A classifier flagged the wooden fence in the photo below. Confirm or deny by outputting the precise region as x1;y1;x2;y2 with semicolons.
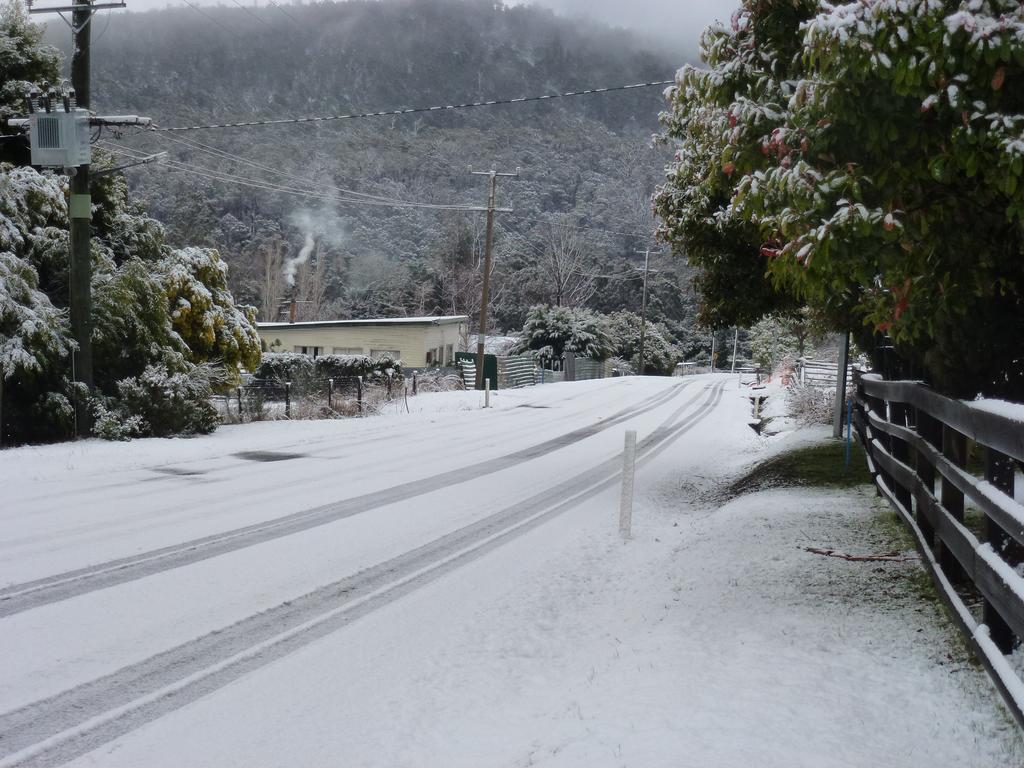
852;371;1024;727
796;358;853;388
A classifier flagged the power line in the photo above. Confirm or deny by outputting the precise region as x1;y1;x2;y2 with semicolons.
153;79;675;133
226;0;271;27
178;0;232;32
99;141;492;212
266;0;299;25
150;131;417;206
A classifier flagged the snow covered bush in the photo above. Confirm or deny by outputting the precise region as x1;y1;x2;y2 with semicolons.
91;401;146;442
513;305;614;362
787;384;833;426
605;311;680;375
655;0;1024;398
252;352;403;394
111;364;220;437
159;246;261;386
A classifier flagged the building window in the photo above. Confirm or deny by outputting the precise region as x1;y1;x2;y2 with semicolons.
445;344;454;365
425;349;434;365
370;349;400;361
293;346;321;357
333;347;364;355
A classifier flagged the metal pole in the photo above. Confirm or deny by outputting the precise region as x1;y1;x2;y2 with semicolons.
69;0;93;435
832;332;850;438
710;333;716;372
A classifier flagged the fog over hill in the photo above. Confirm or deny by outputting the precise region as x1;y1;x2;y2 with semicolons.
46;0;704;344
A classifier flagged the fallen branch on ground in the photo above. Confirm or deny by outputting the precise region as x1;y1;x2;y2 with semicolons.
802;547;918;563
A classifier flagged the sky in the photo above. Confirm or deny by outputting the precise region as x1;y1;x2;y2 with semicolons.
515;0;739;46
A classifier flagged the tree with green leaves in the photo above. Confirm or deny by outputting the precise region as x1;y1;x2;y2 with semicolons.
513;304;614;362
605;310;680;375
656;0;1024;397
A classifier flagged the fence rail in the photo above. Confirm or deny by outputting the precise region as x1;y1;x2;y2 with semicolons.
852;371;1024;728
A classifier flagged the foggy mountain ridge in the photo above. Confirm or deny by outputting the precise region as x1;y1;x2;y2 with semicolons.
49;0;703;345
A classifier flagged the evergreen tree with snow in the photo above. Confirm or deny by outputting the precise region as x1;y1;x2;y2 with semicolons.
656;0;1024;398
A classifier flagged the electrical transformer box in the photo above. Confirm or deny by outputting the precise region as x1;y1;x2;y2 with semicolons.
29;109;91;168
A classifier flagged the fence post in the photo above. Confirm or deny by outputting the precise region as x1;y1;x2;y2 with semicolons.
939;424;967;584
985;448;1016;652
236;387;243;421
619;430;637;539
357;376;363;414
412;372;417;396
285;381;291;419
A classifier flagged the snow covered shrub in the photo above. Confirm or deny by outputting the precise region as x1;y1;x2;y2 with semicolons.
411;369;466;393
91;401;146;441
252;352;316;390
110;364;219;437
159;246;261;387
252;353;403;395
787;384;833;426
605;311;680;375
513;305;613;362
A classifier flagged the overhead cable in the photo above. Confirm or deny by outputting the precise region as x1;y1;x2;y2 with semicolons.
152;80;675;133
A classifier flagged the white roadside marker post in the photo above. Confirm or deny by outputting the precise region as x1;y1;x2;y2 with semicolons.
484;379;491;408
619;430;637;539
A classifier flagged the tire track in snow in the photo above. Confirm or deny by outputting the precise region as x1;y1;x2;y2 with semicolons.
0;381;688;618
0;379;635;556
0;381;727;768
7;376;636;513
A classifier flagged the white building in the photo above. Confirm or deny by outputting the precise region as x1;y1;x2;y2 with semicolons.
256;316;469;368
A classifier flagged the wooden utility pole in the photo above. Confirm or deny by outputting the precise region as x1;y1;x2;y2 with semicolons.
27;0;127;436
69;0;94;434
470;167;517;390
635;248;660;376
730;327;739;373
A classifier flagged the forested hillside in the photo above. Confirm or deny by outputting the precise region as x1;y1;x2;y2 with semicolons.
47;0;704;346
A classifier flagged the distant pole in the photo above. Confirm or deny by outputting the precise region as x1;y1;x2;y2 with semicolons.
730;327;739;373
710;333;716;372
832;331;851;438
470;167;518;390
635;248;660;376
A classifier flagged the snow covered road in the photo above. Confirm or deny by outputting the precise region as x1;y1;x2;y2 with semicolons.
1;376;1020;766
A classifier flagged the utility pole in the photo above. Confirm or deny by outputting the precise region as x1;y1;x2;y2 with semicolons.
635;248;660;376
730;327;739;374
469;167;517;390
27;0;124;435
68;0;93;434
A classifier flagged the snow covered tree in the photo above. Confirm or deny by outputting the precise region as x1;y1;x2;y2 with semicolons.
513;305;614;361
159;246;261;384
605;310;680;375
0;1;60;117
656;0;1024;397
